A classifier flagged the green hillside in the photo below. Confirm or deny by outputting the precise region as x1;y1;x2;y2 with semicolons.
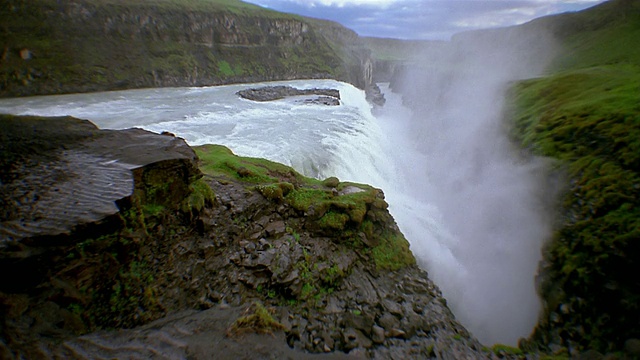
508;0;640;353
0;0;369;97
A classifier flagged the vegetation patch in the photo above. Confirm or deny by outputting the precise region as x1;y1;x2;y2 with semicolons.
489;344;524;356
194;145;314;185
316;211;350;230
371;231;415;271
182;177;216;212
226;302;285;337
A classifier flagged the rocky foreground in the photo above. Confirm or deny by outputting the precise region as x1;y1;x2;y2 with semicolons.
0;114;498;359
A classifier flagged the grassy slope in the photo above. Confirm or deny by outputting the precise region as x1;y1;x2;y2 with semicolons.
0;0;356;96
508;0;640;352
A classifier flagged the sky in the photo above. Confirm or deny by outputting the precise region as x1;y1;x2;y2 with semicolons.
242;0;608;40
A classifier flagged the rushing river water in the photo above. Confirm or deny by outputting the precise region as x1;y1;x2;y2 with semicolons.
0;79;545;345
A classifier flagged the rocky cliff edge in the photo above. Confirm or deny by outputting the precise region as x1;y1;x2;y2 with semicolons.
0;115;490;359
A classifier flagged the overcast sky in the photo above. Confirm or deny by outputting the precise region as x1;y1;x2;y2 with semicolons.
242;0;607;40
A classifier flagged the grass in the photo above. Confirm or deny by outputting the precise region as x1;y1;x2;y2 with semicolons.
182;178;216;212
370;231;416;271
506;0;640;351
508;63;640;352
545;0;640;72
227;302;285;337
194;144;316;185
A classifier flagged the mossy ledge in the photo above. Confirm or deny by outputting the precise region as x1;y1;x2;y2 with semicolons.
0;115;489;358
194;144;416;272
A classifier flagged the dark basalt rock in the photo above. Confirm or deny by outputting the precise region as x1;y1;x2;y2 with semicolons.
0;114;198;243
0;114;201;356
303;96;341;106
365;83;386;107
237;86;341;105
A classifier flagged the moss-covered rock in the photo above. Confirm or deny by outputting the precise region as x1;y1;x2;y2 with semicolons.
194;144;415;272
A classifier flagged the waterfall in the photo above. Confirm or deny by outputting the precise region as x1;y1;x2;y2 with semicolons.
0;62;556;344
382;27;559;344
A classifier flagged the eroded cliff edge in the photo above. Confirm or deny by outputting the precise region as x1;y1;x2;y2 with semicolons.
0;0;376;98
0;115;489;359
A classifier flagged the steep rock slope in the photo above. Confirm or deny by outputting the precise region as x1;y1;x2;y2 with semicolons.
0;0;374;97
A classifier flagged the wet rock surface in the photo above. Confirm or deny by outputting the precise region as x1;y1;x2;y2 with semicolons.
365;84;386;107
237;86;341;105
0;114;198;242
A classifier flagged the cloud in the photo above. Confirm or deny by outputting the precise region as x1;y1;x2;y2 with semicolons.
244;0;607;39
275;0;400;7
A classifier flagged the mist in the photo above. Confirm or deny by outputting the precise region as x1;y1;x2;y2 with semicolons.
380;26;559;345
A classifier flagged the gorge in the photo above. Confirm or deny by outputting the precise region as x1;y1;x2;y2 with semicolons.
1;0;640;358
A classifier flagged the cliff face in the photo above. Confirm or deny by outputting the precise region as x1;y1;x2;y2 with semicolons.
0;0;374;97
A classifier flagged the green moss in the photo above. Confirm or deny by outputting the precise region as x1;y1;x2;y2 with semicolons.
142;204;165;217
300;283;316;299
194;144;314;185
182;178;215;212
371;231;415;271
218;60;234;76
104;260;159;327
256;182;294;203
317;211;350;230
320;264;344;286
194;144;416;278
72;229;161;329
286;188;331;212
256;183;284;202
322;176;340;188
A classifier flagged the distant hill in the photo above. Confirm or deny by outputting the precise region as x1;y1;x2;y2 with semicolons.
507;0;640;353
0;0;374;97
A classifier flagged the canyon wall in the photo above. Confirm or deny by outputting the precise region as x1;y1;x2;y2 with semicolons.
0;0;374;97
